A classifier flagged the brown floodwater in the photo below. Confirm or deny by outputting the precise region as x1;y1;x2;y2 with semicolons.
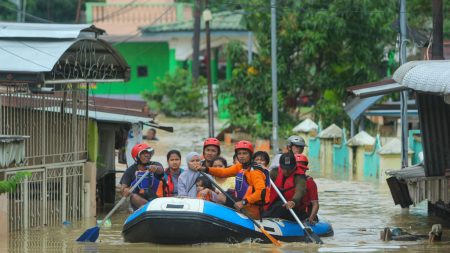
2;117;450;253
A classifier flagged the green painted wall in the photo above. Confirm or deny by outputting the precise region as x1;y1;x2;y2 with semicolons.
87;119;98;162
91;42;170;95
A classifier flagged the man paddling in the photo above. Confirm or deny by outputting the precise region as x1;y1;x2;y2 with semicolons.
120;143;164;210
264;152;308;221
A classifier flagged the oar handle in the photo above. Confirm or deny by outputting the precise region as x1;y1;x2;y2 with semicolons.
269;179;306;229
99;170;150;227
270;178;323;244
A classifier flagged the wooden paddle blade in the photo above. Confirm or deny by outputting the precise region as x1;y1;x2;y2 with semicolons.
305;227;323;244
260;227;283;247
76;226;100;242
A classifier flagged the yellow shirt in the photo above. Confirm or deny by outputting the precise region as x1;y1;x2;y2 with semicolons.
214;176;235;191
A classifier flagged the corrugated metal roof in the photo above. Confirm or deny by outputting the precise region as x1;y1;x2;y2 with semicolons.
87;110;153;124
0;22;104;38
393;60;450;94
0;22;129;83
142;11;246;34
344;95;383;121
292;118;318;133
351;82;406;98
41;106;153;124
0;135;30;143
386;164;425;179
0;40;74;72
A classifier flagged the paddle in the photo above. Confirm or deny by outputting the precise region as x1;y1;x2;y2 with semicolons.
198;171;282;247
76;170;151;242
270;179;323;244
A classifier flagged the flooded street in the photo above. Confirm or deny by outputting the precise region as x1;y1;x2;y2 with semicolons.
3;117;450;253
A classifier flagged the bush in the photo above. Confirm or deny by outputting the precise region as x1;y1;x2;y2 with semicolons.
142;68;206;117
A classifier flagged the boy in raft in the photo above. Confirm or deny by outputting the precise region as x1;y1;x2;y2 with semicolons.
202;138;221;168
195;176;215;201
120;143;164;210
197;140;270;220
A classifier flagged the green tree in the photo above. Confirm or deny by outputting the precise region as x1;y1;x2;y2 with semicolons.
221;0;398;136
0;172;31;194
0;0;104;23
142;68;206;117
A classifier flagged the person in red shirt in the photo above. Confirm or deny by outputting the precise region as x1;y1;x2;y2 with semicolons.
295;154;319;224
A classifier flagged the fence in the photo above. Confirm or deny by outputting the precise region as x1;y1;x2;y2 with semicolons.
6;163;84;231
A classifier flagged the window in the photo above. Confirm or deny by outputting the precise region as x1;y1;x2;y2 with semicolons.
137;66;148;77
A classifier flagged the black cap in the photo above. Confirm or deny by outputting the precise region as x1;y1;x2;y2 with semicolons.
280;152;296;170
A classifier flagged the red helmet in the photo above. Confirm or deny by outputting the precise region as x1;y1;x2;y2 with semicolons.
295;154;309;170
234;140;254;154
203;138;221;153
131;143;154;161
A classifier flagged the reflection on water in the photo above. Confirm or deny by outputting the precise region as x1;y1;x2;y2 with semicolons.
3;117;450;252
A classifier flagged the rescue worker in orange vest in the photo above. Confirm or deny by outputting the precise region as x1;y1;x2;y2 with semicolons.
120;143;164;210
263;152;308;221
295;154;319;224
197;140;270;220
202;138;221;168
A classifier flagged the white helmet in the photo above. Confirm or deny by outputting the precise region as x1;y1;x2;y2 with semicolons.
287;135;307;147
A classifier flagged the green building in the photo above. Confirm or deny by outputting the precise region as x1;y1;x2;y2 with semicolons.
86;1;252;118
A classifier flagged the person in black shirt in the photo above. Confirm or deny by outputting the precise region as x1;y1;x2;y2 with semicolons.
120;143;163;210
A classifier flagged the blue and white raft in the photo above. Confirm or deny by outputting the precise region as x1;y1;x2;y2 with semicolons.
122;197;333;244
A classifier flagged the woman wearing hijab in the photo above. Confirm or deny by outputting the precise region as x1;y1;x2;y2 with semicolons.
178;152;217;199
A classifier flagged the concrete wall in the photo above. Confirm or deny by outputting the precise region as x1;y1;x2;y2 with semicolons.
320;140;335;175
0;193;8;252
84;162;97;218
0;193;7;236
379;154;412;183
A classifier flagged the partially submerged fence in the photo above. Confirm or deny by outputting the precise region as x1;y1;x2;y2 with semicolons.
6;164;84;231
0;83;88;231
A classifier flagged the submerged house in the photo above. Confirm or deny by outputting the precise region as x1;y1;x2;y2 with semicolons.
0;22;130;233
349;60;450;217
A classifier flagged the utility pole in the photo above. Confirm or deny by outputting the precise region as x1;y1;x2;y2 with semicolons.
271;0;279;154
192;0;201;83
13;0;22;22
76;0;84;23
399;0;408;168
204;1;214;137
432;0;444;60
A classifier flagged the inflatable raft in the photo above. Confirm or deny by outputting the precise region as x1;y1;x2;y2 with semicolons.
122;197;333;244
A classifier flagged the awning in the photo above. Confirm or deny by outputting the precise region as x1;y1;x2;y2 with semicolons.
347;79;406;98
348;61;450;98
344;95;383;121
393;60;450;95
40;106;153;125
0;22;130;84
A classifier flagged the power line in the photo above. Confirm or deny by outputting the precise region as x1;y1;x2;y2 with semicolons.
91;0;139;23
0;2;54;23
